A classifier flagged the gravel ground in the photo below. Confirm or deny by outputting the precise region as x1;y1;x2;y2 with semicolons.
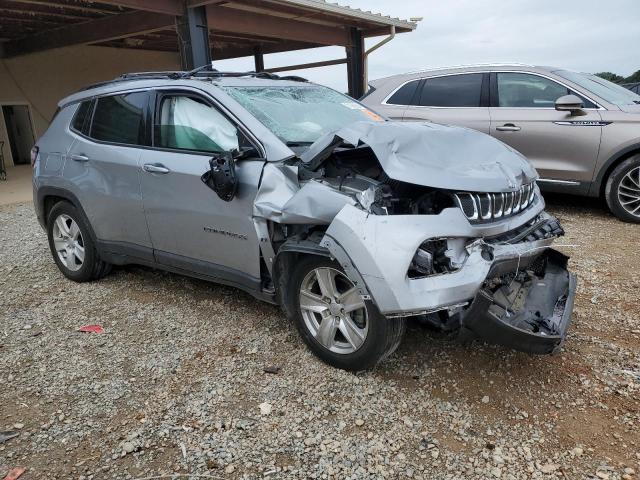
1;197;638;480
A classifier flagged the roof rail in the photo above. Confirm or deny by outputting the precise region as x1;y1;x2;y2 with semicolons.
402;63;535;75
77;67;308;92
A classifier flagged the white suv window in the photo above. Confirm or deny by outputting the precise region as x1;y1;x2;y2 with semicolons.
497;73;595;108
154;95;239;153
417;74;483;107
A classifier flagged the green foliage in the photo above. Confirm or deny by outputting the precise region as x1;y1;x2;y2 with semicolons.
593;70;640;84
595;72;626;83
625;70;640;83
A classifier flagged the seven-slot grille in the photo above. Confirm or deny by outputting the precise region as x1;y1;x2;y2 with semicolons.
454;183;537;223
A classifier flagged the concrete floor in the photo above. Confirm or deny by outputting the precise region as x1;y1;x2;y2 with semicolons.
0;164;33;206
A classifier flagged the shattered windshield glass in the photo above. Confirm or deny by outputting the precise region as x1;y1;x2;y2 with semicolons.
223;85;384;144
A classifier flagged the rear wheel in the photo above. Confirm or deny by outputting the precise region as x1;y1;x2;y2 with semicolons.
285;256;405;371
605;155;640;223
47;201;111;282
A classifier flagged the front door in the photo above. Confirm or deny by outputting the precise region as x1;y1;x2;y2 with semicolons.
139;91;264;287
489;72;603;189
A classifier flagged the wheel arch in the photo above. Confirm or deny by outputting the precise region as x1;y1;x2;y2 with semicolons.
38;187;98;244
593;143;640;198
272;235;332;308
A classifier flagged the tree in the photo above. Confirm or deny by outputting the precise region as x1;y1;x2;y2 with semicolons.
625;70;640;83
595;72;626;83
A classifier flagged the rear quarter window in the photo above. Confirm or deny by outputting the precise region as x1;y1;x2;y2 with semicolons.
386;79;420;105
70;101;93;133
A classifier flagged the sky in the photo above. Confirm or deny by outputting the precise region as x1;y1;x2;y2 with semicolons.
214;0;640;92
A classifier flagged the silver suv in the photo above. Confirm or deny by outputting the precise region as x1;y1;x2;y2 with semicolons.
362;64;640;223
32;69;576;370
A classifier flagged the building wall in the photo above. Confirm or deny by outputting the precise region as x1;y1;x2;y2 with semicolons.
0;45;180;167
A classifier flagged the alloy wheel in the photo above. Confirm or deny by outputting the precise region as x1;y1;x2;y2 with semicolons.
52;214;85;272
299;267;368;354
618;166;640;218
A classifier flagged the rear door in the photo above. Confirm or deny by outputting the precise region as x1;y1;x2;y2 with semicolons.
489;72;603;189
138;89;264;287
65;91;153;259
402;73;491;134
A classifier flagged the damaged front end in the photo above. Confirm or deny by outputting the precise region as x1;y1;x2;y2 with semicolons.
254;120;576;355
460;249;577;354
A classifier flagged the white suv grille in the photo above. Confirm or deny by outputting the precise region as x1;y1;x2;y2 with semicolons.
454;183;536;223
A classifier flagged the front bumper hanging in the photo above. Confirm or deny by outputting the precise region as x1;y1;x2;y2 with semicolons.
460;249;577;354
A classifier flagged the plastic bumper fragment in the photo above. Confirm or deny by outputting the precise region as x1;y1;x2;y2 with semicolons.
460;250;576;354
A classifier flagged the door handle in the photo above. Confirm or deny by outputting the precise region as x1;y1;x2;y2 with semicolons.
70;154;89;162
143;163;170;174
496;124;521;132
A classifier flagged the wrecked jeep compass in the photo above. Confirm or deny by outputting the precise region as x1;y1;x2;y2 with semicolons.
32;68;577;371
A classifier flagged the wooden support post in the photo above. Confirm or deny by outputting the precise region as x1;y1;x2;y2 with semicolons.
253;45;264;72
345;27;365;98
177;5;211;70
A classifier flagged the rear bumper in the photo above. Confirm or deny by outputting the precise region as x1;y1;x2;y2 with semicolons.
460;250;576;354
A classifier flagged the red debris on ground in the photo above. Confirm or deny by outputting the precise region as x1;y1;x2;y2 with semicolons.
78;325;104;334
3;467;26;480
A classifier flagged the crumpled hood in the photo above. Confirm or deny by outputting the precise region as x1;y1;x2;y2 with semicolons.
301;121;538;192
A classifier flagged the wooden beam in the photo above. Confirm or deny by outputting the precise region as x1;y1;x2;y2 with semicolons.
265;57;346;73
7;0;122;15
1;10;175;57
212;41;319;60
206;5;350;47
93;0;183;16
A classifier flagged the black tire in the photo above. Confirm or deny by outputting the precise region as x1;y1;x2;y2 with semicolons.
284;256;405;371
46;201;112;282
605;155;640;223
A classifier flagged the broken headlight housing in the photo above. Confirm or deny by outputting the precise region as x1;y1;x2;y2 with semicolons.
408;239;459;278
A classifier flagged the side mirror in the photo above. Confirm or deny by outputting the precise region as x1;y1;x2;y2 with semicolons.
201;151;238;202
555;94;584;114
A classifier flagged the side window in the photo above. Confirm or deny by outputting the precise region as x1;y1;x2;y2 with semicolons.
417;74;483;107
90;92;147;145
71;101;92;133
496;73;597;108
154;95;239;153
386;79;420;105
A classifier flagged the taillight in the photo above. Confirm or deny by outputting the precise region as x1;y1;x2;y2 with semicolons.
30;146;39;167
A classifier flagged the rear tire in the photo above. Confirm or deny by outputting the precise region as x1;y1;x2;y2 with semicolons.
605;155;640;223
46;201;111;282
284;255;405;371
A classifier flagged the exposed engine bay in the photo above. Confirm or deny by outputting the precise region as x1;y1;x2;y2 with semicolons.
298;144;457;216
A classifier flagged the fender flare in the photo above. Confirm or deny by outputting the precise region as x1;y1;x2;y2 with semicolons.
271;234;331;305
272;233;372;308
37;186;98;244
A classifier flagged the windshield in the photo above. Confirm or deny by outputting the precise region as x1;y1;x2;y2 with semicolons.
555;70;640;106
223;85;384;144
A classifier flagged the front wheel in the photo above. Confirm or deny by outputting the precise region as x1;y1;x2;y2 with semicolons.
285;256;405;371
605;155;640;223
